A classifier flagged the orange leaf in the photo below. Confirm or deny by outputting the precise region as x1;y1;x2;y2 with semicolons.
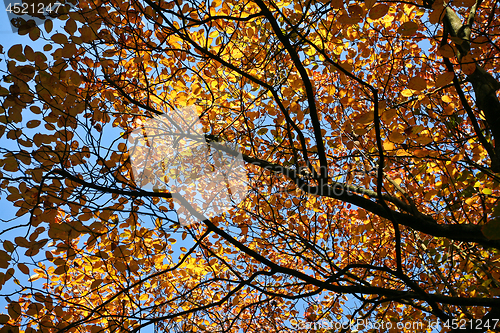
355;111;374;125
435;72;455;87
348;4;363;18
114;260;127;272
383;141;394;150
460;55;476;75
381;109;397;122
338;14;358;25
413;149;428;157
408;76;427;91
65;19;77;35
54;264;68;275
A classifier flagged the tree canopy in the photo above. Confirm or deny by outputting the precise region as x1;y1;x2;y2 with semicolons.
1;0;500;331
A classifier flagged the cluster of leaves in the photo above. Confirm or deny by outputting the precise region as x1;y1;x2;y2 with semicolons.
1;0;500;332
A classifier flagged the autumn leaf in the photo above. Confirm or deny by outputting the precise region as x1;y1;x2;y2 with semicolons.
461;54;476;75
388;131;405;143
455;0;477;6
438;44;456;58
397;21;418;36
1;0;500;332
408;76;427;91
482;219;500;240
8;44;24;62
369;4;389;20
435;72;455;87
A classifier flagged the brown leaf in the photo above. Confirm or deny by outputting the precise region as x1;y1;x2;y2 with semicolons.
369;4;389;20
397;21;419;36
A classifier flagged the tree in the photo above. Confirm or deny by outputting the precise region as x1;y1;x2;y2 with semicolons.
1;0;500;331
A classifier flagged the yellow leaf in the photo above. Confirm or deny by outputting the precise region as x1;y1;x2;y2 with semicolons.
28;273;42;282
401;89;413;97
304;47;316;56
231;48;244;59
383;141;395;150
441;95;452;103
